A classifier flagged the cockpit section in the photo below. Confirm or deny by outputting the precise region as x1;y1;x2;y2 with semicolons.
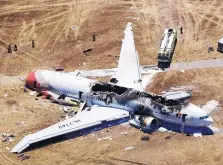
90;82;128;95
199;115;209;120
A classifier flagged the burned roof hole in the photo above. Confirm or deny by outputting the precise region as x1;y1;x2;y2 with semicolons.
91;82;128;95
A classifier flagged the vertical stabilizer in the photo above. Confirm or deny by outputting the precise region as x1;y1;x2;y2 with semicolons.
110;22;143;91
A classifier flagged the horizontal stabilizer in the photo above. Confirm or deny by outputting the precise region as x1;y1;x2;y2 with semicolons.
162;91;192;101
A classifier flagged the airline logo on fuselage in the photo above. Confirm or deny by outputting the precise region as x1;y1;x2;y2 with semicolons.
58;119;81;129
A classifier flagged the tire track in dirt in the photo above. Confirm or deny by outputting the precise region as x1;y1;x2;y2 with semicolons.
0;148;17;165
181;0;223;42
40;14;66;53
204;0;223;32
130;0;161;58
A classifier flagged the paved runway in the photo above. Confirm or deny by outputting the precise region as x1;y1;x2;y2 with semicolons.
75;58;223;77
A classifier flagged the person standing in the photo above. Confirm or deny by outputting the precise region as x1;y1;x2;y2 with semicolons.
180;26;183;34
8;44;12;53
32;40;35;48
14;44;17;51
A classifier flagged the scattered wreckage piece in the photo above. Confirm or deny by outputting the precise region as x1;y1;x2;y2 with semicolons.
141;136;150;141
18;153;30;161
62;106;78;118
83;48;92;55
2;133;15;142
54;66;64;71
37;91;80;106
165;136;171;140
124;146;135;151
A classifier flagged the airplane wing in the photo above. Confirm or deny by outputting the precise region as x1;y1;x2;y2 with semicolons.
111;22;143;91
11;107;129;153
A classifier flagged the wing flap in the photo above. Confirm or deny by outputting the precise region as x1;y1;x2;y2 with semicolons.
11;107;129;153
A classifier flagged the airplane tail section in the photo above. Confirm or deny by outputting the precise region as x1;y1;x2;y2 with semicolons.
110;22;143;91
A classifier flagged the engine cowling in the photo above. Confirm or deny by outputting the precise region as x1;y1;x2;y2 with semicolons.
129;115;158;132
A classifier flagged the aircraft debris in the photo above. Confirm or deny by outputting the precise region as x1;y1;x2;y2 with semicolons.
23;88;28;92
141;136;150;141
126;16;140;20
17;153;24;158
124;146;135;151
63;106;68;112
20;154;30;161
78;101;87;114
4;93;8;98
120;132;128;135
16;121;26;127
62;106;77;118
5;147;10;150
193;133;202;138
19;76;25;82
165;136;171;140
83;48;92;55
158;127;170;132
97;136;112;141
186;133;192;136
2;133;15;142
71;25;78;31
29;91;36;96
55;66;64;71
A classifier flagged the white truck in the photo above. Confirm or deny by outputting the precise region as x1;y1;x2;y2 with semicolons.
157;28;177;69
217;37;223;53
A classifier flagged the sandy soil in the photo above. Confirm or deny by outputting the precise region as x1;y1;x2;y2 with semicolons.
1;0;223;165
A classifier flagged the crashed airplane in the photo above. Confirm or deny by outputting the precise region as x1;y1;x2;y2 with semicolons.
11;22;214;153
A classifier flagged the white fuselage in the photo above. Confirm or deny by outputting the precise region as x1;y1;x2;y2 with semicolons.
34;70;213;128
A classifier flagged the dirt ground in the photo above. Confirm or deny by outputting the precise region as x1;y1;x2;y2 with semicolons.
1;0;223;165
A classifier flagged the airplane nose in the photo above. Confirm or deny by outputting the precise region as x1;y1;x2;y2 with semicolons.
26;72;37;90
204;117;213;125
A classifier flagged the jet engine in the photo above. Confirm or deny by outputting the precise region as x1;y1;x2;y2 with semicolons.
129;115;158;132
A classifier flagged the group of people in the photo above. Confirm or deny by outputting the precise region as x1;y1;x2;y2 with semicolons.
7;40;35;53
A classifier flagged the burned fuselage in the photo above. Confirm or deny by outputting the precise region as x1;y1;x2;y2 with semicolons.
87;82;187;126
